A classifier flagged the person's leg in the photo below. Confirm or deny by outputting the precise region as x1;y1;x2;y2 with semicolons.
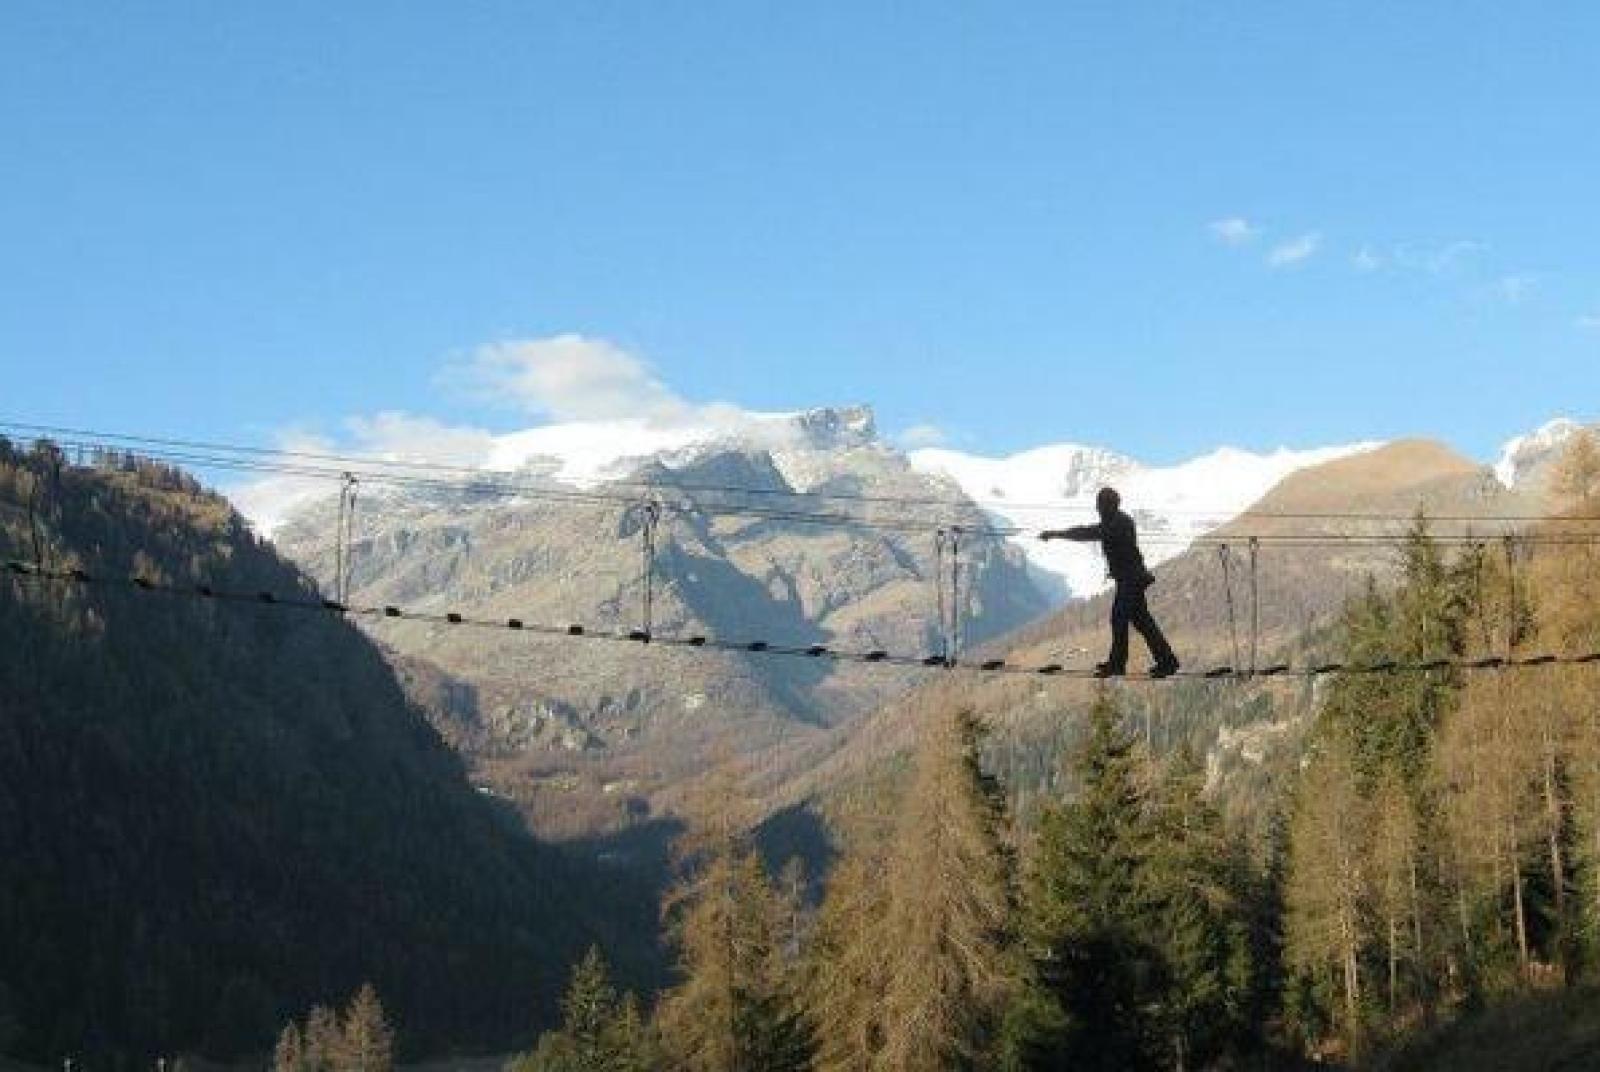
1106;585;1132;670
1127;586;1177;668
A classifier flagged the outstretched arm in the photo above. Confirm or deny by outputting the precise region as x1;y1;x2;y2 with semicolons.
1039;523;1102;542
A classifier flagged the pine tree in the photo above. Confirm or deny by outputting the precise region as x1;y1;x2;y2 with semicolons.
1141;749;1254;1070
507;947;656;1072
1022;691;1160;1070
561;946;618;1063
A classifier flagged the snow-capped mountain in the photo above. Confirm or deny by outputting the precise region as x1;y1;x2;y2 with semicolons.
484;405;880;488
244;405;1387;601
482;411;1382;600
909;441;1381;597
1494;417;1592;490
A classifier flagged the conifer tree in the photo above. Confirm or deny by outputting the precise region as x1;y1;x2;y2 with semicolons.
508;946;656;1072
655;768;811;1072
603;993;657;1072
1022;691;1160;1070
1142;749;1254;1070
561;947;618;1061
303;1005;341;1072
806;835;890;1071
1370;773;1423;1013
1285;737;1370;1038
1437;676;1544;983
273;1021;306;1072
874;703;1018;1071
340;984;394;1072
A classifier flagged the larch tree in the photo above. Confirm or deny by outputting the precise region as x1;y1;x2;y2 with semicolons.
806;835;889;1072
654;766;811;1072
872;701;1019;1072
273;1021;305;1072
1533;432;1600;973
1369;772;1424;1014
303;1005;341;1072
339;984;394;1072
1436;675;1543;983
1286;737;1371;1039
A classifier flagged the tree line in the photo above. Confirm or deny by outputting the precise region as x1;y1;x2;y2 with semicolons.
1283;432;1600;1059
513;693;1274;1071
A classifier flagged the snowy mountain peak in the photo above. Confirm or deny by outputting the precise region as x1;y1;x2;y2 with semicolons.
787;405;878;450
909;444;1136;505
911;440;1380;598
481;405;880;488
1495;417;1583;489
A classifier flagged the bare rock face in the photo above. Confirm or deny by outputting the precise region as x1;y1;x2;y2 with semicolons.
270;409;1052;840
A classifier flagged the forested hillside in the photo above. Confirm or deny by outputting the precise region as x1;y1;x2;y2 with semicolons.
0;440;640;1063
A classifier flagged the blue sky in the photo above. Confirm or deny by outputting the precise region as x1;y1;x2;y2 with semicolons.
2;2;1598;466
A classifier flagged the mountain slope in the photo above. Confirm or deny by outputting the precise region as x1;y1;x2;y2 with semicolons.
266;411;1050;840
0;442;629;1062
775;438;1543;831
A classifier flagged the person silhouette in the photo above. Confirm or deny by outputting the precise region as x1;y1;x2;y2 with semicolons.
1040;487;1180;679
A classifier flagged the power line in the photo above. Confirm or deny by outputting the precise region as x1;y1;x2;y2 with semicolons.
8;557;1600;682
11;425;1600;547
9;419;1600;528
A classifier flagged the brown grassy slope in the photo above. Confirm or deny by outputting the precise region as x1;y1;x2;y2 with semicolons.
1002;439;1531;671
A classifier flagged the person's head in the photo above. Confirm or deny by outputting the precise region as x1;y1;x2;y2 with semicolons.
1095;486;1121;518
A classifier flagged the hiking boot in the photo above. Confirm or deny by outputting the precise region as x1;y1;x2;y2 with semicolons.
1149;657;1181;679
1091;662;1126;679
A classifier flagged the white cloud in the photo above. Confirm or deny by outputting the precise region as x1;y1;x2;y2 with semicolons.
230;334;900;533
227;428;348;536
1352;246;1383;273
447;334;692;423
897;423;948;448
342;412;497;465
1267;232;1321;267
1578;313;1600;331
1208;217;1256;245
229;417;498;535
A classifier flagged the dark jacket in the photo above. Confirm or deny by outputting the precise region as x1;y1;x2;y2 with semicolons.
1063;509;1154;587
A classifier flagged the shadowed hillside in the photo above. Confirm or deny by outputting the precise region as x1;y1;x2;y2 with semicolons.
0;441;648;1063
